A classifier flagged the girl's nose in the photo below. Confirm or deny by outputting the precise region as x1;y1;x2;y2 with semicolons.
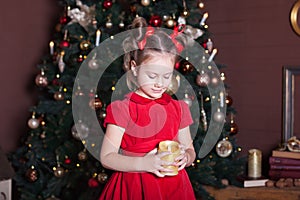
154;82;163;88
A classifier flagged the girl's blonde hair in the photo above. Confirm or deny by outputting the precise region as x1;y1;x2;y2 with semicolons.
122;17;186;90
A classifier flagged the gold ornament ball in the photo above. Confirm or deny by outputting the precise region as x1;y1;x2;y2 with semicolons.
141;0;151;6
35;74;48;87
230;122;239;135
166;18;176;28
97;172;108;183
25;168;38;182
54;92;64;101
78;151;87;161
182;8;190;17
226;95;233;107
54;166;65;177
80;40;91;51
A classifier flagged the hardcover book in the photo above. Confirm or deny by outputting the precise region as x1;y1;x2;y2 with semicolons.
269;164;300;171
269;169;300;179
269;156;300;165
272;150;300;160
237;175;268;187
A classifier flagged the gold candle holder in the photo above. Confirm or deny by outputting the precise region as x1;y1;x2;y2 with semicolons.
248;149;262;178
158;140;180;176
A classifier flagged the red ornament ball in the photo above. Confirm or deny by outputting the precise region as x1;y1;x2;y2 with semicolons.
64;158;71;164
59;16;68;24
88;178;99;187
77;55;84;63
149;15;162;27
59;40;70;48
103;0;113;9
51;78;60;86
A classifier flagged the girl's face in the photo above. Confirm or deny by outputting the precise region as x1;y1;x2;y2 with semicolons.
133;53;175;99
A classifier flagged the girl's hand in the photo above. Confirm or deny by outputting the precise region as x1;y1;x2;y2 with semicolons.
141;148;175;177
174;144;188;171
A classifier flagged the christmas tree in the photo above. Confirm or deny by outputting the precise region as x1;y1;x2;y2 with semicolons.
10;0;245;199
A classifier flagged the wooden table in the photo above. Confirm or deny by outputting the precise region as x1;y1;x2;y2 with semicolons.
203;185;300;200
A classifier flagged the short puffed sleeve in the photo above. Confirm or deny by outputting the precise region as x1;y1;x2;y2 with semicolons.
179;100;193;129
103;100;130;128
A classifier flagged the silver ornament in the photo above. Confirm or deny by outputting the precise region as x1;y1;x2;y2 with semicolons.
71;121;89;140
213;110;225;122
88;59;100;70
216;139;233;158
196;72;210;86
28;118;39;129
141;0;151;6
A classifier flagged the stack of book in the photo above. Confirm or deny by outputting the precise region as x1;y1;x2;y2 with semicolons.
269;150;300;180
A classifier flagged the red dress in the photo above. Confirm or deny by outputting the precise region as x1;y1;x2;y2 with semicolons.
99;92;196;200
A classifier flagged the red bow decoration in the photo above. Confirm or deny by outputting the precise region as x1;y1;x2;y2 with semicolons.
138;26;155;50
169;25;185;53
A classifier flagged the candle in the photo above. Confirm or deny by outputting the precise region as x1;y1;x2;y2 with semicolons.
208;48;217;62
158;140;180;176
49;41;54;55
220;92;224;108
248;149;262;178
200;12;208;25
95;29;101;46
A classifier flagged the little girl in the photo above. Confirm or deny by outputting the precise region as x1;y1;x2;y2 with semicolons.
99;17;196;200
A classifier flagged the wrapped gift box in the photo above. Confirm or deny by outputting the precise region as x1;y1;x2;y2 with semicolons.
0;147;14;200
0;179;11;200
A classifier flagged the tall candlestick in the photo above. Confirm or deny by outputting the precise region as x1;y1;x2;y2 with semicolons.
95;29;101;46
200;12;208;25
248;149;262;178
49;41;54;55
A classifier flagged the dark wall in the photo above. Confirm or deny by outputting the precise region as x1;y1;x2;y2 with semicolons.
0;1;61;152
1;0;300;171
205;0;300;158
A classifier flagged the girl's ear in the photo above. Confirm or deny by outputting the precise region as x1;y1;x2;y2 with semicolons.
130;60;137;76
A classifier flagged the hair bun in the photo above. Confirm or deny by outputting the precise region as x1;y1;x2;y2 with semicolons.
130;17;148;29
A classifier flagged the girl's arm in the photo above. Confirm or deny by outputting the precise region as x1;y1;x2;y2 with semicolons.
100;124;173;177
177;126;196;167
